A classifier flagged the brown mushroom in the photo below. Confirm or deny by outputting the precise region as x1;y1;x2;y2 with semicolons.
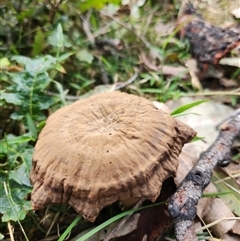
30;92;196;222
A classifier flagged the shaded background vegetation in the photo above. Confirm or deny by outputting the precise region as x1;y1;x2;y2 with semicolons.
0;0;239;240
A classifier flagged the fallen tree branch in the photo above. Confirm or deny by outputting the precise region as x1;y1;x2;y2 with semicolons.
168;110;240;241
177;3;240;69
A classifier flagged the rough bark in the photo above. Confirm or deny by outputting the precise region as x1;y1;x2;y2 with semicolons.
177;4;240;69
168;110;240;241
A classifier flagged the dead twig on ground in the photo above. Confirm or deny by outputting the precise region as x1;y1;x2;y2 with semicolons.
114;70;139;90
168;111;240;241
177;3;240;70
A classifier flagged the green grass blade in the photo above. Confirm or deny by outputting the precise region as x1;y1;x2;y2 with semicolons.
58;215;82;241
77;201;166;241
170;99;207;116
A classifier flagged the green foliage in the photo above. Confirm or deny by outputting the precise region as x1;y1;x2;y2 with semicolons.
1;0;238;240
78;0;121;12
140;72;189;102
4;56;57;121
58;215;82;241
0;135;33;222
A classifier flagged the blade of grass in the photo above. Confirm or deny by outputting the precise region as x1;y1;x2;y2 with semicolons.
77;201;166;241
170;99;207;116
58;215;82;241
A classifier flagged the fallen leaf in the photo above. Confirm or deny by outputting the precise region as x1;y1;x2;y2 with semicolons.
203;198;237;238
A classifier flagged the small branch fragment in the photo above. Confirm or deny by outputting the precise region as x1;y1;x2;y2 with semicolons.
168;112;240;241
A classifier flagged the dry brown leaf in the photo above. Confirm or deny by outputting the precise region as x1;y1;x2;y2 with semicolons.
139;51;188;78
197;183;217;219
154;21;175;36
230;220;240;235
203;198;238;238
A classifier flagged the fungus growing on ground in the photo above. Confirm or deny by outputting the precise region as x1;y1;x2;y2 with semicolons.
30;92;196;222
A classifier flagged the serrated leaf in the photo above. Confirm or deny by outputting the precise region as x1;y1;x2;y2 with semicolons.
0;180;32;222
0;90;22;105
76;49;94;64
12;55;57;73
38;95;55;109
9;164;31;186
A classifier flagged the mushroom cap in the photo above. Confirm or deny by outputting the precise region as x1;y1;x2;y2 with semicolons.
30;92;196;222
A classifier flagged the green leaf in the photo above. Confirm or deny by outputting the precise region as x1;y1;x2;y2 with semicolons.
0;180;32;222
48;25;64;48
191;136;205;142
0;90;22;105
57;23;64;48
0;135;34;146
53;80;67;105
26;114;38;140
38;95;56;110
55;63;66;73
76;49;94;64
78;0;121;12
10;112;24;120
32;28;45;56
12;55;57;73
58;51;76;62
170;100;207;116
140;88;163;94
9;163;31;187
0;57;10;68
58;216;82;241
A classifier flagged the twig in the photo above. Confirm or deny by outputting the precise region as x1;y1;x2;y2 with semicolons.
7;222;15;241
168;111;240;241
114;70;139;90
103;198;145;241
45;212;59;237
